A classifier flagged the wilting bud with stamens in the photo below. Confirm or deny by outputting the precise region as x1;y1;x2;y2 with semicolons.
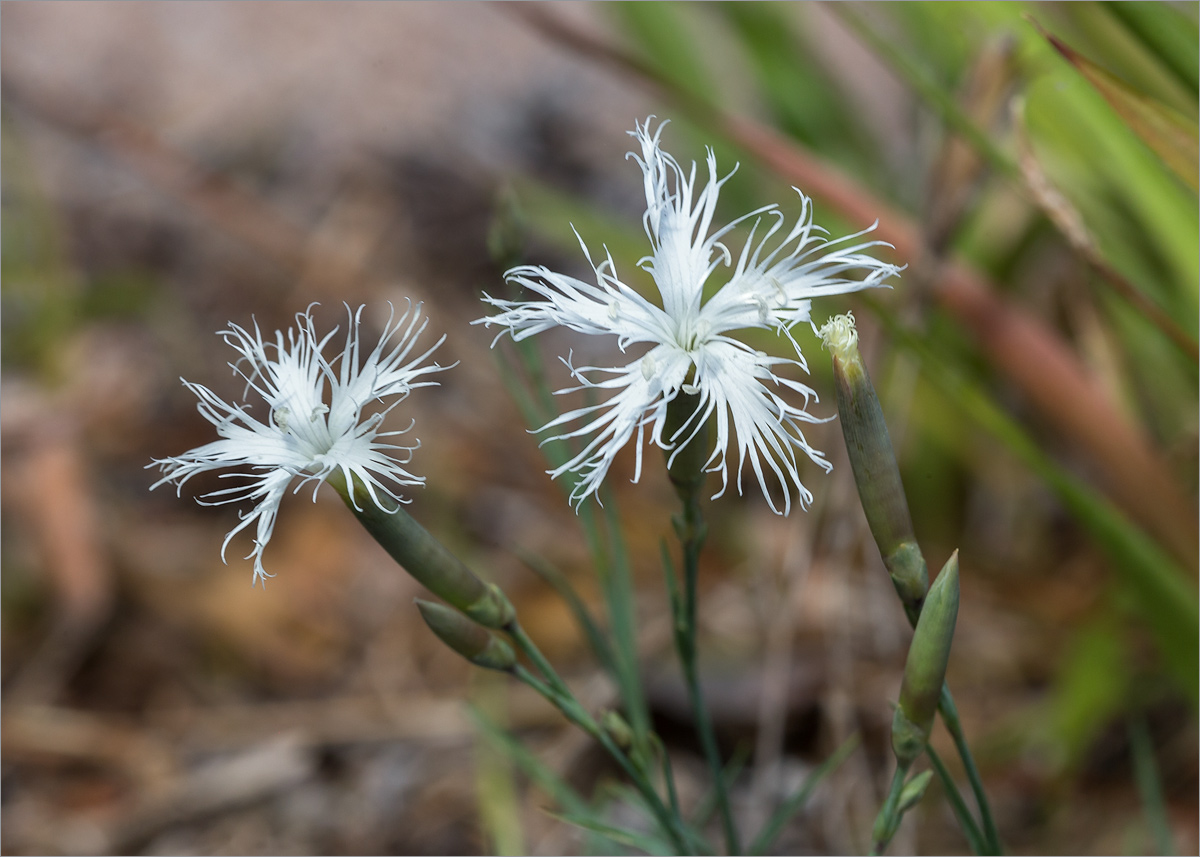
892;552;960;765
335;473;515;628
416;599;517;672
821;313;928;622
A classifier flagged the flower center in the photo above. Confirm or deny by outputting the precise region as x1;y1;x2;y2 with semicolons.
675;318;711;353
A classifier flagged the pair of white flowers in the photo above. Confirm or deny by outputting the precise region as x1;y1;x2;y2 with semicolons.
152;119;899;585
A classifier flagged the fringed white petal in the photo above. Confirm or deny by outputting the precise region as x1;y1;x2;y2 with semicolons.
149;304;449;585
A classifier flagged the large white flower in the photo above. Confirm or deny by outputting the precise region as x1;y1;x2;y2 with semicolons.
150;303;450;586
479;118;900;512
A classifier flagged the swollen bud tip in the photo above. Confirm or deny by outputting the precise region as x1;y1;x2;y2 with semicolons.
819;312;859;362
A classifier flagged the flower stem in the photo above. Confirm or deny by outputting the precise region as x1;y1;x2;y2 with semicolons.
870;760;912;855
926;744;986;854
938;685;1002;854
674;486;741;855
508;630;693;854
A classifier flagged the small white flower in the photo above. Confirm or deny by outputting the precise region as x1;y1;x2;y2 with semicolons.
478;118;900;512
150;302;450;586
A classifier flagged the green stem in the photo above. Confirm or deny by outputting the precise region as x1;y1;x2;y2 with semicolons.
674;487;741;855
508;639;693;854
871;761;912;855
507;620;572;698
926;744;987;855
938;685;1002;854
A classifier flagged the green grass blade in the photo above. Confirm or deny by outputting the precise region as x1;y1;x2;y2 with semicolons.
1104;2;1199;97
519;550;618;677
1036;21;1199;190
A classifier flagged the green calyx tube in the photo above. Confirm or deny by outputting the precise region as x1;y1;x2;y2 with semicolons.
329;472;515;629
893;551;961;765
662;388;711;500
822;314;928;620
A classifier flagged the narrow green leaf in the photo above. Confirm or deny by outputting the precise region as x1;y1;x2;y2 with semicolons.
1036;19;1199;190
519;551;617;677
925;745;988;855
1105;2;1199;97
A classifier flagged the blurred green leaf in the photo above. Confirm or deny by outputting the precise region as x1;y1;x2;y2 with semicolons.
1024;72;1199;326
1046;619;1131;769
609;2;715;107
1037;22;1199;191
1106;1;1199;95
715;4;879;178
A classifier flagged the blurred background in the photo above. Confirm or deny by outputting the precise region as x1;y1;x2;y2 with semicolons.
2;2;1196;854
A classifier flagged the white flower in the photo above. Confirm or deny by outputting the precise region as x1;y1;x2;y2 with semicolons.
150;303;450;586
478;118;900;512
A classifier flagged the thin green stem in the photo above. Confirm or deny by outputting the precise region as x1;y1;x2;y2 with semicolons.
510;661;692;854
938;685;1002;854
655;735;684;824
673;488;741;855
871;761;912;855
926;744;987;855
506;620;571;698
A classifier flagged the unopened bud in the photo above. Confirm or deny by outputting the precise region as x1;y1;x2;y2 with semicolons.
894;551;960;763
416;599;517;672
897;769;934;815
600;710;635;750
821;313;928;615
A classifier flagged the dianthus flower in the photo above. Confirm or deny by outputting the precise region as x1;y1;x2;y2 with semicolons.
479;118;900;512
150;303;449;585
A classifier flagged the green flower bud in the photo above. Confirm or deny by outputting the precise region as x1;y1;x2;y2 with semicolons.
600;710;635;751
416;599;517;672
332;472;515;629
821;314;929;616
894;551;960;764
897;769;934;815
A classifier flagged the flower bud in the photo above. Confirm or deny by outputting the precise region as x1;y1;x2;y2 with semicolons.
821;314;928;617
897;769;934;815
601;710;635;751
893;551;960;764
333;473;515;628
416;599;517;672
